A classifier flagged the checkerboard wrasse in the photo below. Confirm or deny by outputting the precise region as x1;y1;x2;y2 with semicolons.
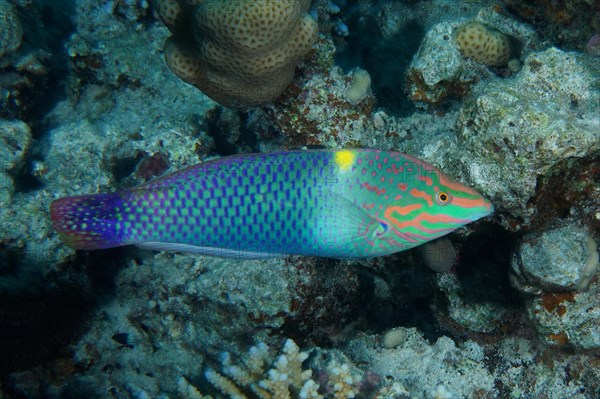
50;149;493;259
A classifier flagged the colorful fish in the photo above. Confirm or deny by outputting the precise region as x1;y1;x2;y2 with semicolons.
50;149;493;259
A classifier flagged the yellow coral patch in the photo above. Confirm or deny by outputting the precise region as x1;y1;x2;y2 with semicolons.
334;150;355;171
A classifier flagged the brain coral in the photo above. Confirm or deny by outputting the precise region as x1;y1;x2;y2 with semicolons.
155;0;318;108
455;22;510;67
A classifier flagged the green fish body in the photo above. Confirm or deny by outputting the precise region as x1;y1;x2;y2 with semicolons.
50;149;493;259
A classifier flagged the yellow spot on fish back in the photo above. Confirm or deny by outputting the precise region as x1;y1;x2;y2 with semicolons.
334;150;355;171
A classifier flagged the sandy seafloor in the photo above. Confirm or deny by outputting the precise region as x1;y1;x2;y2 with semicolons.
0;0;599;398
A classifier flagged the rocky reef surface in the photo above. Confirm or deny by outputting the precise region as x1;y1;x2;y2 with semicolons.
0;0;598;398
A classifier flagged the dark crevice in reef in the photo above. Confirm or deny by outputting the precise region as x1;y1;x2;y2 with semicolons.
437;224;523;342
202;107;259;157
4;1;77;194
111;152;147;186
3;1;77;126
351;223;521;345
11;163;43;193
529;152;600;233
453;224;519;309
0;248;128;376
351;252;442;343
335;10;425;116
30;1;77;125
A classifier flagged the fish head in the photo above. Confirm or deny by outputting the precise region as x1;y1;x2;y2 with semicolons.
379;155;493;250
427;171;494;226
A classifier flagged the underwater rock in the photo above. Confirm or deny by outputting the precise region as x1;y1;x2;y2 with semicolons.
435;271;511;334
186;256;361;347
6;253;360;397
510;224;600;350
0;119;31;204
347;330;496;397
510;224;599;294
493;336;597;397
348;329;598;398
503;0;599;51
9;0;32;7
0;0;22;58
406;22;480;106
455;47;600;226
526;280;600;349
405;7;539;107
42;120;113;195
111;0;151;23
254;58;380;149
0;171;12;205
0;119;31;173
585;34;600;56
0;0;71;122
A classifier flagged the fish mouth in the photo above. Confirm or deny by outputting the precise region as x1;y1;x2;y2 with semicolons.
483;198;494;214
470;198;494;221
449;195;494;221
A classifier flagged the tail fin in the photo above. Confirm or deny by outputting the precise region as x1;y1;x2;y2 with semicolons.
50;193;127;250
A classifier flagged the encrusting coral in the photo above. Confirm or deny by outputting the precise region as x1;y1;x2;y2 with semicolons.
177;339;363;399
155;0;318;108
455;21;510;67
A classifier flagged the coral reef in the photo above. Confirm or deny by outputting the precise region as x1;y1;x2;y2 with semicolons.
526;281;600;349
509;224;600;349
405;6;540;107
405;21;477;106
0;0;22;58
3;251;363;397
0;0;60;121
155;0;318;108
454;47;599;227
0;119;31;204
196;339;361;399
455;21;510;66
502;0;600;51
349;330;497;397
1;1;599;399
510;224;599;293
253;42;381;149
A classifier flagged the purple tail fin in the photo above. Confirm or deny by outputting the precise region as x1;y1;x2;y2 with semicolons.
50;193;127;250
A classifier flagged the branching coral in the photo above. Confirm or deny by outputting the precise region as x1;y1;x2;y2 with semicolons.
178;339;363;399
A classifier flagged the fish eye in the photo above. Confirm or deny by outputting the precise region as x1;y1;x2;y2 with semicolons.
436;191;451;205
